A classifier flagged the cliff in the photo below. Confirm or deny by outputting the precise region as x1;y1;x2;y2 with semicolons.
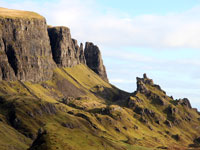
0;8;56;82
48;26;85;67
84;42;108;81
0;8;108;82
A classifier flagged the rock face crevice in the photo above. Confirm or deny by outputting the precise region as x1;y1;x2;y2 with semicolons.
84;42;108;81
5;43;18;75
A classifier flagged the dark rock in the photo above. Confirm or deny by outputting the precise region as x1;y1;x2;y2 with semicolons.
75;113;98;129
144;108;155;118
61;97;75;105
37;128;47;136
26;111;34;117
72;39;86;64
136;74;166;95
127;96;143;108
166;105;178;116
143;73;147;79
84;42;108;81
114;127;120;132
157;146;168;149
0;96;5;104
61;122;75;129
178;98;192;109
148;125;153;131
40;103;57;115
172;118;181;125
188;137;200;148
29;128;47;149
136;77;150;94
194;137;200;144
67;111;74;115
123;126;127;130
134;106;144;115
0;11;56;82
155;120;160;124
164;120;172;128
182;115;191;122
152;95;167;106
188;144;200;148
48;26;85;67
172;134;180;141
139;116;148;124
133;125;139;130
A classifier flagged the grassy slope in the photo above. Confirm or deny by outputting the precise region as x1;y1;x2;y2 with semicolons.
0;64;199;150
0;7;44;19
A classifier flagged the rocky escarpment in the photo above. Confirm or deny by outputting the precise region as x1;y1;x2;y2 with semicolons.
48;27;108;81
48;26;85;67
128;74;199;129
84;42;108;81
0;8;109;83
0;8;56;82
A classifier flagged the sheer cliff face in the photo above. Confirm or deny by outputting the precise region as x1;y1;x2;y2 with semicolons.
0;8;56;82
48;26;85;67
0;8;108;83
84;42;108;81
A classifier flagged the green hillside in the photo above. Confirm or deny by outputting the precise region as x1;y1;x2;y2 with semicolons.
0;64;199;150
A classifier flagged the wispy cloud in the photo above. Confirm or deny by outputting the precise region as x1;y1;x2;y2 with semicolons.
2;0;200;49
1;0;200;109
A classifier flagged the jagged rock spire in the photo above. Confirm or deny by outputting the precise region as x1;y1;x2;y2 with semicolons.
48;26;86;67
84;42;108;82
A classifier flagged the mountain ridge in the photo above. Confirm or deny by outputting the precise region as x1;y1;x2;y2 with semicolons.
0;7;108;82
0;7;199;150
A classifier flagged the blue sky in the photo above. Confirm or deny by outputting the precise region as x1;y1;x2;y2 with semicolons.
96;0;200;15
1;0;200;110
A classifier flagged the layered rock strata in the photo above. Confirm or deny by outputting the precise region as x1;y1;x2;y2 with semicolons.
0;8;56;82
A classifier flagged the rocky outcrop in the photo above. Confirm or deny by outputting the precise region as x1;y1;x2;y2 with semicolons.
0;8;109;82
0;8;56;82
48;26;85;67
84;42;108;81
177;98;192;109
72;39;86;64
136;73;166;94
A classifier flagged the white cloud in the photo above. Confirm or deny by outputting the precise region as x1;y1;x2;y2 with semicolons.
1;0;200;110
2;0;200;48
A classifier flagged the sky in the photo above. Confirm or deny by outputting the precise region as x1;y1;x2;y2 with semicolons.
1;0;200;110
